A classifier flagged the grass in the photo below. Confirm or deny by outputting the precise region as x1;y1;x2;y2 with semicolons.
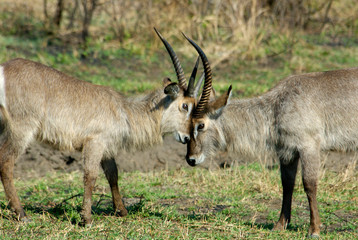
0;163;356;239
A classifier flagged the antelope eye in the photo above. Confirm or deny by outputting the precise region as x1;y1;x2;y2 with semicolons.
182;103;188;111
198;123;205;130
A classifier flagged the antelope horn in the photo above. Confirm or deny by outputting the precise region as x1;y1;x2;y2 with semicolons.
154;27;187;90
182;32;212;118
185;56;200;97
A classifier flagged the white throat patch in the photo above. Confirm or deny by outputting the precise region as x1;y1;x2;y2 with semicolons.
196;153;206;164
186;103;193;120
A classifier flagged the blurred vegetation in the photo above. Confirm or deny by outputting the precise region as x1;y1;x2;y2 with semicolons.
0;0;358;97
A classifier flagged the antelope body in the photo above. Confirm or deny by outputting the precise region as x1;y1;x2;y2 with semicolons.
183;35;358;237
0;29;199;225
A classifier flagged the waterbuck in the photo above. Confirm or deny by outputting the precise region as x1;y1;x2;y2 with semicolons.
0;29;204;225
183;34;358;237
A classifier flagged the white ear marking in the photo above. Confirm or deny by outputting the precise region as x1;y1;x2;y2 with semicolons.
186;103;193;119
0;66;6;107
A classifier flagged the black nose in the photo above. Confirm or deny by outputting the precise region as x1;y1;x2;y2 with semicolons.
183;136;190;144
185;155;196;167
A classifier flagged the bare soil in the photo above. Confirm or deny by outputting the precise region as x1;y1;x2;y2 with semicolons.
14;135;358;180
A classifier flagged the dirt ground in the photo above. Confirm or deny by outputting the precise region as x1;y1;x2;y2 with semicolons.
14;135;358;180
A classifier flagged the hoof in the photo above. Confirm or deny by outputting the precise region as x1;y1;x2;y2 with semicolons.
116;208;128;217
272;223;285;231
85;222;93;228
308;233;320;238
79;220;93;227
79;216;93;227
20;216;32;223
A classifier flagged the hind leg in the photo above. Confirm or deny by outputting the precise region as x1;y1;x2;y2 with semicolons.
273;153;299;231
0;138;28;220
81;139;107;226
101;158;127;217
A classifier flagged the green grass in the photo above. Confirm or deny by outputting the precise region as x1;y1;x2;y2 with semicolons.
0;164;356;239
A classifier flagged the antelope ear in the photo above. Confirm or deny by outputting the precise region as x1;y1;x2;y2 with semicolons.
163;77;172;87
210;87;216;101
208;85;232;117
164;82;180;98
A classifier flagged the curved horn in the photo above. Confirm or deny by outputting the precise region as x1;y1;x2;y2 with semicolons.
185;56;200;97
182;33;212;118
154;27;187;89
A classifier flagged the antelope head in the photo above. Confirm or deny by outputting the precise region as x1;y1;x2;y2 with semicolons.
182;33;232;166
154;28;204;144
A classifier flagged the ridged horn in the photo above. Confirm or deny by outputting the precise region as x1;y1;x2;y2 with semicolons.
154;27;187;90
182;33;212;118
185;56;200;97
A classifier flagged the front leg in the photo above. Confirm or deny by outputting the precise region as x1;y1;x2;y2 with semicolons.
273;154;299;231
82;170;98;225
81;140;105;226
300;149;321;237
